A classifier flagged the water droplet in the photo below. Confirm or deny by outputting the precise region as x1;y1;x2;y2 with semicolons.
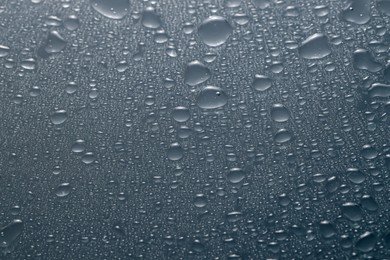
55;183;71;197
115;61;129;72
299;33;331;59
38;31;67;57
353;49;382;72
90;0;129;20
64;15;80;31
197;86;228;109
226;168;246;184
198;16;233;47
270;104;290;122
0;220;23;247
253;0;271;9
319;221;336;238
184;60;210;86
253;74;272;91
81;152;95;164
347;168;365;184
65;81;78;94
0;45;10;58
341;202;363;222
72;140;86;153
355;232;377;252
50;110;68;125
167;143;184;161
360;145;378;159
141;7;161;29
341;0;371;25
193;194;207;208
274;129;293;143
369;83;390;98
360;195;378;212
172;106;190;122
21;58;37;70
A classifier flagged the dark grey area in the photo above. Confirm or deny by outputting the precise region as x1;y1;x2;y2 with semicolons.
0;0;390;259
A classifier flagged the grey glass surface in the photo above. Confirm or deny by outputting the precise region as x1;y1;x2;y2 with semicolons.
0;0;390;259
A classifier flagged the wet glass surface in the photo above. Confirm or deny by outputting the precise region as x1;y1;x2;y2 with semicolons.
0;0;390;259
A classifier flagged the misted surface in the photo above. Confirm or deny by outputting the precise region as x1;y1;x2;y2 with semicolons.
0;0;390;259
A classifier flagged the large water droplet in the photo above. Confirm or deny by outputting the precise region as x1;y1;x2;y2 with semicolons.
141;7;161;29
81;152;96;164
355;232;377;252
347;168;365;184
299;33;331;59
227;168;246;184
50;110;68;125
341;202;363;222
319;221;336;238
38;31;67;57
72;140;86;153
55;183;71;197
172;106;190;122
193;194;207;208
340;0;371;25
353;49;382;72
197;86;228;109
0;220;23;248
0;45;10;58
274;129;293;143
253;74;272;91
369;83;390;98
270;104;290;122
90;0;129;20
184;61;211;86
198;16;233;47
167;143;184;161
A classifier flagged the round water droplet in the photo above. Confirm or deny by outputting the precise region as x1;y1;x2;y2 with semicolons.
227;168;246;184
90;0;129;20
55;183;71;197
360;145;378;159
193;194;207;208
50;110;68;125
141;7;161;29
198;16;233;47
197;86;228;109
167;143;184;161
347;168;365;184
172;106;190;122
64;15;80;31
184;60;211;86
64;82;77;95
253;74;272;91
274;129;292;143
81;152;95;164
270;104;290;122
72;140;86;153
